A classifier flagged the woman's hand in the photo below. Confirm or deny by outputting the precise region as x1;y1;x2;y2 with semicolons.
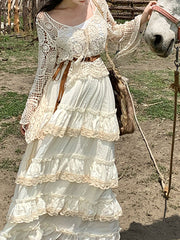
141;1;157;26
20;124;29;136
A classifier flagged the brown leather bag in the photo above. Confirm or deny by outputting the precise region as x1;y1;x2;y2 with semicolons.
92;0;135;135
108;64;135;135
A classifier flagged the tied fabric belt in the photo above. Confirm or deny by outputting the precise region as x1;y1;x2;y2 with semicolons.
52;55;100;113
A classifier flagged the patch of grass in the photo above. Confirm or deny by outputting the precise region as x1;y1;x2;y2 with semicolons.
166;131;173;137
1;86;7;91
145;98;180;120
0;92;27;142
116;19;127;24
130;87;149;104
158;164;166;174
0;158;19;172
0;119;21;142
15;148;22;154
0;92;27;120
11;67;37;75
0;35;38;74
123;70;180;120
149;172;159;182
129;70;172;92
169;204;180;210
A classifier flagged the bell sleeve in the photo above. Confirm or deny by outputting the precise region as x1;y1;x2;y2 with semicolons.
106;4;146;57
20;13;57;126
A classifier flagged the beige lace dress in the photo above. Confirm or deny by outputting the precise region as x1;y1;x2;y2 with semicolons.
0;0;144;239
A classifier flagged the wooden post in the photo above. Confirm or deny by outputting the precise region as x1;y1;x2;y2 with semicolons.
0;0;2;33
28;0;32;31
23;0;29;31
131;1;134;19
14;0;20;33
32;0;37;30
3;0;7;34
7;0;11;33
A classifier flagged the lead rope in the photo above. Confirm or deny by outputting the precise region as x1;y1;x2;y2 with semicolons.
128;46;180;220
167;45;180;198
93;0;180;216
118;46;180;218
92;0;167;190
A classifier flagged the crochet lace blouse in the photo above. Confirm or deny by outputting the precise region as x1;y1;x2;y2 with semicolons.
20;0;143;127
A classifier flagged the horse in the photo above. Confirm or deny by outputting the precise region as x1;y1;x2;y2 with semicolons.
144;0;180;57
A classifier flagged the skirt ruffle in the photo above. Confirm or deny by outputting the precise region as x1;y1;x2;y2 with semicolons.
24;75;120;144
0;71;121;239
0;215;121;240
0;134;121;239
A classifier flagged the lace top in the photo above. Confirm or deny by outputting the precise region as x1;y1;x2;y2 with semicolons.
20;0;143;127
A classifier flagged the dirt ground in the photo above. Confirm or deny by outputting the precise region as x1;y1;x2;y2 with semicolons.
0;43;180;239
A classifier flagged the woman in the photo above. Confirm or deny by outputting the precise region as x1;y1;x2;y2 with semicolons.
0;0;156;239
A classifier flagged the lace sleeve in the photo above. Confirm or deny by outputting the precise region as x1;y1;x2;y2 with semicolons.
99;0;145;57
20;12;57;126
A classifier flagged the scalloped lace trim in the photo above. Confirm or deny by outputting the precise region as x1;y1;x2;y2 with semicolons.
7;192;122;224
16;172;118;189
15;152;118;189
38;125;120;142
25;116;120;144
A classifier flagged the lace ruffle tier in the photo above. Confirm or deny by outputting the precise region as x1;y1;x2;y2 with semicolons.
7;187;122;223
0;214;121;240
0;230;120;240
3;135;121;225
15;155;118;189
15;134;118;189
24;74;120;144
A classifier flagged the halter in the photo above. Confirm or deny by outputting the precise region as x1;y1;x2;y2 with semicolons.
152;5;180;42
149;5;180;203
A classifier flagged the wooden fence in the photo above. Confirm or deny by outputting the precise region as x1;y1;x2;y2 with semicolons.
0;0;46;34
0;0;149;34
108;0;149;20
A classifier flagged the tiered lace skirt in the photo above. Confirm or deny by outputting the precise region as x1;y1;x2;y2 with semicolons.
0;65;122;239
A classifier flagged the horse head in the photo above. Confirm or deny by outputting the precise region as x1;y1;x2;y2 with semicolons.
144;0;180;57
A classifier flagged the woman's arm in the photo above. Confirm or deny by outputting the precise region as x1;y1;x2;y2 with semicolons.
98;0;156;57
20;13;57;135
140;1;157;26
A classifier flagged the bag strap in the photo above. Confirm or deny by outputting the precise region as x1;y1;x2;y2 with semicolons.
92;0;122;78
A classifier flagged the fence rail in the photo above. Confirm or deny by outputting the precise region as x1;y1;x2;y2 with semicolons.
108;0;149;19
0;0;148;34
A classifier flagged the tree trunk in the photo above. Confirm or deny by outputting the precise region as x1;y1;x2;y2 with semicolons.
14;0;20;33
23;0;29;32
32;0;37;30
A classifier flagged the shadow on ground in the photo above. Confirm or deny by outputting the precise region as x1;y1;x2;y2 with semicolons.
121;215;180;240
